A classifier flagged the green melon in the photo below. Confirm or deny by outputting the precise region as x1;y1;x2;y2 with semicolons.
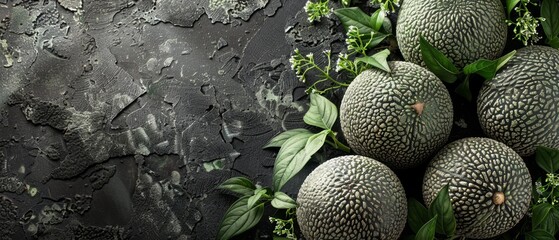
477;45;559;156
396;0;507;68
297;155;407;240
423;137;532;239
340;61;453;169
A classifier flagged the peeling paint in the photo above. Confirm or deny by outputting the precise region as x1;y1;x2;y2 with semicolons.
58;0;82;12
0;39;12;67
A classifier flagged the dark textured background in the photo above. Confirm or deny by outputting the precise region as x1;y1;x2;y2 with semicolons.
0;0;541;239
0;0;328;239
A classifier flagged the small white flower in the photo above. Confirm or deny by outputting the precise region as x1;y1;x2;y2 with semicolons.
348;25;358;34
304;1;312;12
306;52;314;59
335;58;343;72
289;56;297;70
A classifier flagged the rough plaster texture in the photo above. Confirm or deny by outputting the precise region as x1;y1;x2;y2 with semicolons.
0;0;339;239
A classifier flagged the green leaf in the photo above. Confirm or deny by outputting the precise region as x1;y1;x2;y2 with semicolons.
455;77;472;101
334;7;374;34
273;134;310;191
263;128;313;148
303;93;338;130
536;146;559;173
551;207;559;234
463;51;516;81
541;0;559;41
419;35;459;83
428;185;456;236
496;50;517;71
355;49;391;72
370;9;385;32
218;177;256;196
271;192;297;209
247;188;267;209
415;215;437;240
272;130;328;191
548;37;559;49
217;196;265;240
532;203;553;229
362;32;390;49
382;15;392;34
408;198;431;233
463;59;498;80
525;229;556;240
532;203;559;235
506;0;521;16
305;130;329;155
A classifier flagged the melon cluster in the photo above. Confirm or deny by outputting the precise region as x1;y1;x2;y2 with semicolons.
293;0;559;239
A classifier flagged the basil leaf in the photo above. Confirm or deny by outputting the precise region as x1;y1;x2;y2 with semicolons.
428;185;456;236
532;203;553;229
305;129;329;155
455;77;472;101
217;196;265;240
355;49;391;73
542;208;559;235
273;133;310;191
334;7;374;34
271;192;297;209
218;177;256;196
408;198;431;233
370;9;385;32
463;59;498;80
382;15;392;34
263;128;313;148
272;130;328;191
506;0;521;16
415;215;437;240
419;35;459;83
542;0;559;41
304;93;338;130
536;146;559;173
247;188;267;209
362;32;390;49
530;203;559;235
496;50;516;71
551;207;559;234
525;229;556;240
548;37;559;49
463;50;515;81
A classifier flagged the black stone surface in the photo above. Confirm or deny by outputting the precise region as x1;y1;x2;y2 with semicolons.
0;0;320;239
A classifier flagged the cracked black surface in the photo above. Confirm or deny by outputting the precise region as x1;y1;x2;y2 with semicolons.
0;0;336;239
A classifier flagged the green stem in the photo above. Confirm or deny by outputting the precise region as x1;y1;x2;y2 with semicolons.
328;131;351;153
